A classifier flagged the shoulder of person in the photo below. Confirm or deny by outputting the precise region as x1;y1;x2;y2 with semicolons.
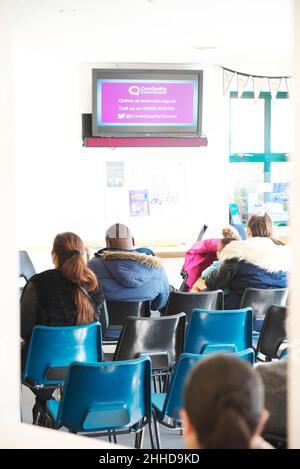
219;237;290;272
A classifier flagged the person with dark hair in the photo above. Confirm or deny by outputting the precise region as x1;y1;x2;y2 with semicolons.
204;213;290;310
21;232;106;424
180;354;272;449
88;223;170;310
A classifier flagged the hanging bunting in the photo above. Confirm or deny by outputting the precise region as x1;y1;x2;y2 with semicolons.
219;66;290;102
237;73;249;98
269;77;282;102
223;68;235;96
252;76;265;102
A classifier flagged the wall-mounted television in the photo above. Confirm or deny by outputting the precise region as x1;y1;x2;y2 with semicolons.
92;69;203;138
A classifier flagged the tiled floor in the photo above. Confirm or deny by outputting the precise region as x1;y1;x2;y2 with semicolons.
21;375;184;450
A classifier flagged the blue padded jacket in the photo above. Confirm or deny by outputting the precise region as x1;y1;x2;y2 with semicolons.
88;249;170;310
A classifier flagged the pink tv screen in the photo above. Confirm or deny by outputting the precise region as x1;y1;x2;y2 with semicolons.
92;70;203;137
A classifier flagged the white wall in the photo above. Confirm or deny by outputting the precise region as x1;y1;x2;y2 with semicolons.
15;57;229;254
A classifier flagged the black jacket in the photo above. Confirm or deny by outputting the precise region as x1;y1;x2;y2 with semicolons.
21;269;106;346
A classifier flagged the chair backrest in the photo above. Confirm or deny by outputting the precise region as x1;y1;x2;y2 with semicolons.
106;300;151;327
184;308;253;354
23;322;103;385
113;313;186;370
161;349;255;422
56;357;152;433
164;290;224;320
162;353;204;421
256;305;287;360
240;288;288;322
19;250;36;282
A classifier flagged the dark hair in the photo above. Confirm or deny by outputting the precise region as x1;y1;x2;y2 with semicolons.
247;213;273;238
52;232;99;325
183;354;264;449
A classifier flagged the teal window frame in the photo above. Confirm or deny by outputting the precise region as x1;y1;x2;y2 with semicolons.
229;91;289;225
229;91;288;167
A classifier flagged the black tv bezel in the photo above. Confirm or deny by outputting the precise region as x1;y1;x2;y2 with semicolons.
92;69;203;138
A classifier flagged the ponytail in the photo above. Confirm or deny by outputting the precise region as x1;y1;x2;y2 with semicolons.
183;354;265;450
53;232;99;325
200;408;251;449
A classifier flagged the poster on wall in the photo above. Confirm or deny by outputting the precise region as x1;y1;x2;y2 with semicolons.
129;190;150;217
106;161;124;187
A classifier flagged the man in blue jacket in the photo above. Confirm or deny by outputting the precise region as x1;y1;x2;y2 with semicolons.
88;223;170;311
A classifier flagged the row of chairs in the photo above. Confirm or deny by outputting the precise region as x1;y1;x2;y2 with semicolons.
22;302;286;447
23;303;287;392
24;346;255;448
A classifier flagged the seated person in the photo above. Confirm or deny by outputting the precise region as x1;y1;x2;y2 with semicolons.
180;354;272;449
88;223;170;311
181;225;240;291
255;359;287;447
21;232;106;424
205;214;290;310
190;237;237;293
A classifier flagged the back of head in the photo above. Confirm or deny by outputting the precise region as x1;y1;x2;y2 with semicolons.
52;232;99;324
219;237;237;251
221;225;241;240
105;223;134;250
183;354;264;449
247;213;273;238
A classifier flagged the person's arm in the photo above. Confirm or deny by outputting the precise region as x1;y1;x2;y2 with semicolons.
205;259;238;291
201;261;220;279
20;281;38;343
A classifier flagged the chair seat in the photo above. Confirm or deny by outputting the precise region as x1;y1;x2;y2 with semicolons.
152;392;167;418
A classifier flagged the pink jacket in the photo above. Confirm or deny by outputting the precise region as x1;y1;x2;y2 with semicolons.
182;238;220;290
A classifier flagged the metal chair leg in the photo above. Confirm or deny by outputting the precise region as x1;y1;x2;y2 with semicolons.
148;421;155;449
113;432;117;444
152;409;161;449
153;375;158;393
134;428;144;449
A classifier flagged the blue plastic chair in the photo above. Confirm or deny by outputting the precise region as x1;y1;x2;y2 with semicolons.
151;349;254;449
23;322;103;388
184;308;253;354
46;357;153;448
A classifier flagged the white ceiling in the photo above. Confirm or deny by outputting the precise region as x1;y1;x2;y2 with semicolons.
15;0;293;75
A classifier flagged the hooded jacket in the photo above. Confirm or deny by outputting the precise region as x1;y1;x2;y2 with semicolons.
88;249;170;310
205;237;290;309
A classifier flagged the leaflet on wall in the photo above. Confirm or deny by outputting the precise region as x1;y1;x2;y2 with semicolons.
106;161;124;187
129;190;150;217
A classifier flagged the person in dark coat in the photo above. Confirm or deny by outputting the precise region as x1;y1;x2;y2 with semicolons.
205;214;290;310
88;223;170;310
21;232;106;424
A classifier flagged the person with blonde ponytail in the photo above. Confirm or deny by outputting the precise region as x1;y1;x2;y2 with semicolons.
21;232;106;424
180;354;272;450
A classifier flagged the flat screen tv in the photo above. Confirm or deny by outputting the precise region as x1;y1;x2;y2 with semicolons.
92;69;203;138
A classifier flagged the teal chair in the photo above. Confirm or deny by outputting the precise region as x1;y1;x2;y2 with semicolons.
184;308;253;354
45;357;153;448
152;349;255;449
23;322;103;388
22;322;103;424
